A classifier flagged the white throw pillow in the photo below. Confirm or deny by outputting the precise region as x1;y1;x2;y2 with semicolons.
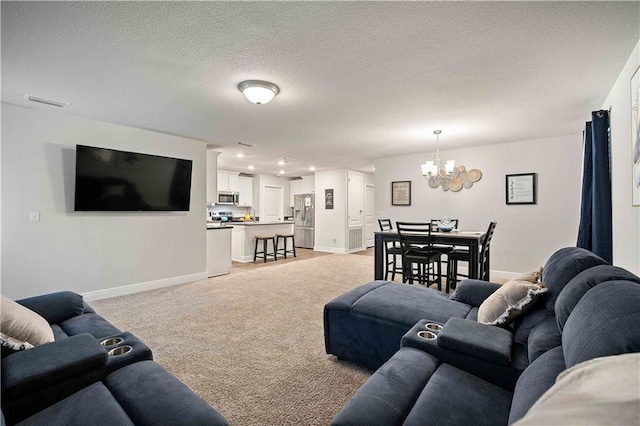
515;353;640;425
478;280;547;326
1;295;54;346
0;331;34;353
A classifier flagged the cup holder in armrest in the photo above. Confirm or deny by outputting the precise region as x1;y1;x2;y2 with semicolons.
425;323;443;332
417;330;437;340
108;345;133;356
100;337;124;346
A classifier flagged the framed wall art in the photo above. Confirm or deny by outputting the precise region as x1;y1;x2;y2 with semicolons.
325;188;334;209
391;181;411;206
506;173;537;205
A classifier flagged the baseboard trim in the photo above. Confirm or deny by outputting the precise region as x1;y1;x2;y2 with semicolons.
490;269;520;280
456;266;520;281
314;246;349;254
82;272;207;301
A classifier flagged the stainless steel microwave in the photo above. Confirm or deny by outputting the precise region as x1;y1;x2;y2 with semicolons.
217;191;239;205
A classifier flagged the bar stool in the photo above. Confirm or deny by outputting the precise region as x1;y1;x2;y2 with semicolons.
275;234;297;259
254;236;277;262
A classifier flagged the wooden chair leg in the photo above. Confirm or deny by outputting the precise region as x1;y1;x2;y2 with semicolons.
391;255;397;281
254;238;259;261
292;236;297;257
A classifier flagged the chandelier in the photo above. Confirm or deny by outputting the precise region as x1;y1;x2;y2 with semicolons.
421;130;455;178
421;130;483;192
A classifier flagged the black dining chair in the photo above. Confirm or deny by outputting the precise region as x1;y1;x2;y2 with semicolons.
447;221;497;291
430;218;460;255
396;222;444;290
378;219;403;281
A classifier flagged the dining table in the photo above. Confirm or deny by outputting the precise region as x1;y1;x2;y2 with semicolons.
374;229;489;281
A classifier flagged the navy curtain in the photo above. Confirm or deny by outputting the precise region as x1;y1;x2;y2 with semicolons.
577;110;612;263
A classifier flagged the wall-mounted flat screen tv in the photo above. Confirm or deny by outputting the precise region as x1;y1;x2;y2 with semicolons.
74;145;193;211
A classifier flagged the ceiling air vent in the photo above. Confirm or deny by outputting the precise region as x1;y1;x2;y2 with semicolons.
24;94;70;108
237;141;256;147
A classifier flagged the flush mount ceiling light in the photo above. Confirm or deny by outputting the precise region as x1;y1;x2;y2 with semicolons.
238;80;279;105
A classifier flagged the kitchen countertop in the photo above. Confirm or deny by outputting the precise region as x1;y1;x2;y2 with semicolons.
206;223;233;229
228;221;294;226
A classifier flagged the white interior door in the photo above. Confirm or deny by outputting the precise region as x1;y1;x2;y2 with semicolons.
364;184;375;247
348;171;363;227
263;186;283;222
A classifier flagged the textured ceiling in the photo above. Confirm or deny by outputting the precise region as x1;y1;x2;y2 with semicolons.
2;1;638;176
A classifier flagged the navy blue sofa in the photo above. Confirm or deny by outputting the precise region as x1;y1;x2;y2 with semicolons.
324;247;610;370
331;276;640;425
1;291;227;425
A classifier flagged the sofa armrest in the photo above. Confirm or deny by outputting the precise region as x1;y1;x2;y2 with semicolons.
438;318;513;365
16;291;85;325
449;280;501;307
1;333;107;399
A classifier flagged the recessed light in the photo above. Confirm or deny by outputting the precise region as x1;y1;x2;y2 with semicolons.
309;166;316;171
236;153;245;158
279;169;285;174
248;165;255;170
277;160;286;166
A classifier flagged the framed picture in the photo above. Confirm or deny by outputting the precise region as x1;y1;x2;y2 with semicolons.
325;189;334;210
391;181;411;206
506;173;537;205
631;65;640;206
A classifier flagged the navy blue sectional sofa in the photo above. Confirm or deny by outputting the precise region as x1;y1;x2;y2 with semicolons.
324;247;611;370
325;247;640;424
1;291;227;425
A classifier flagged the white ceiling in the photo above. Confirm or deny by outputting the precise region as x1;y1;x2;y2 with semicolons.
2;1;638;177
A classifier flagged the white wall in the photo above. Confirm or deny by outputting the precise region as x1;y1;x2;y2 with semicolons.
314;169;347;252
602;40;640;274
314;170;374;253
375;134;583;274
1;104;207;299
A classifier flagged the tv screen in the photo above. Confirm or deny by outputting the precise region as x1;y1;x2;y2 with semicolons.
74;145;193;211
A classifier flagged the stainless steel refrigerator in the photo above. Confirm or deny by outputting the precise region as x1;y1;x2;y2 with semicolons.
294;193;315;248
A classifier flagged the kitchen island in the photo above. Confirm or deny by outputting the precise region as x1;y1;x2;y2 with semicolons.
231;222;295;262
206;224;232;277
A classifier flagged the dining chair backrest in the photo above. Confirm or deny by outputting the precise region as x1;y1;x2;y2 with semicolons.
378;219;399;249
479;221;498;277
378;218;393;232
396;222;435;253
430;218;459;232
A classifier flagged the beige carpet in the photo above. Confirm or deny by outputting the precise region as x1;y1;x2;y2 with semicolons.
91;254;375;425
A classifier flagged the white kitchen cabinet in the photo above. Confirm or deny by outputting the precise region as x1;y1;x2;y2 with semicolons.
238;176;254;206
218;170;239;192
206;151;220;204
289;179;303;206
302;175;315;193
206;226;232;277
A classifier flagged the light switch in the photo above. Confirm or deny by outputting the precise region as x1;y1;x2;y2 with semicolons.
30;212;40;222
